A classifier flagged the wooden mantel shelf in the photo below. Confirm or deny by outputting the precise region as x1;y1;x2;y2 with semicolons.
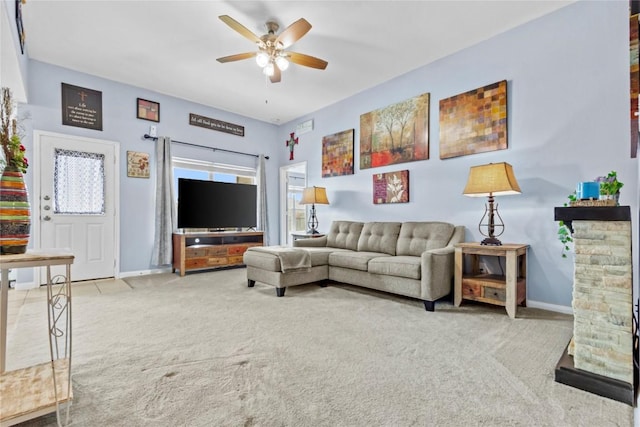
554;206;631;233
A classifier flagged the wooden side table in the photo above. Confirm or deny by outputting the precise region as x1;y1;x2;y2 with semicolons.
454;243;528;319
0;250;74;426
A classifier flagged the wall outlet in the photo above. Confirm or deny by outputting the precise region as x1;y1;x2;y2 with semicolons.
149;125;157;137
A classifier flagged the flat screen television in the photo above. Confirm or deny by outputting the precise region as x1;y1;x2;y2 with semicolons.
177;178;257;230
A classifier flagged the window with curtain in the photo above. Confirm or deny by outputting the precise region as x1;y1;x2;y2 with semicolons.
54;149;105;214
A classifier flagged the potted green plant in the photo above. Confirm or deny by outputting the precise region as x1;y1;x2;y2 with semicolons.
595;171;623;203
557;192;576;258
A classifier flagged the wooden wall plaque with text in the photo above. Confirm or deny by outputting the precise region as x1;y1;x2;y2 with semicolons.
61;83;103;131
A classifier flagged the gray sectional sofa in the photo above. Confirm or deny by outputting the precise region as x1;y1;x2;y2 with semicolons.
243;220;465;311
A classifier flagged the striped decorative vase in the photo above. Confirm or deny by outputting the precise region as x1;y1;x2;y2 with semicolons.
0;165;30;254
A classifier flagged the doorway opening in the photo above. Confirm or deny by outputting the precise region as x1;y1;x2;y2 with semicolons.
279;162;307;246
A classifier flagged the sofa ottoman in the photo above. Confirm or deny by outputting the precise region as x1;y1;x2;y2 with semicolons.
243;246;329;296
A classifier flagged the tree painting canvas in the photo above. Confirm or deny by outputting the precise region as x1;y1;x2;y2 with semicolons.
360;93;429;169
322;129;354;177
373;170;409;204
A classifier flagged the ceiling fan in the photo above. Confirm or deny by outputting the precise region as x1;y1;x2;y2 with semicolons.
216;15;328;83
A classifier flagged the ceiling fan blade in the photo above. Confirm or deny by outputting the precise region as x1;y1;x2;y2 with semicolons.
275;18;312;49
219;15;262;45
270;66;282;83
288;52;328;70
216;52;257;63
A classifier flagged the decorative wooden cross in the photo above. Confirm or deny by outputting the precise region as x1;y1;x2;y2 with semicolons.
286;132;298;160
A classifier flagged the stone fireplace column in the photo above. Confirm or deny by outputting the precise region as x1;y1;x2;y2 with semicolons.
554;206;634;405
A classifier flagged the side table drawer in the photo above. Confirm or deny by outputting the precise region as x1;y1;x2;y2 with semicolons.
484;286;506;302
462;281;482;298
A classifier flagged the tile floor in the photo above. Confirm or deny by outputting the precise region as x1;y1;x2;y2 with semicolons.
6;278;132;330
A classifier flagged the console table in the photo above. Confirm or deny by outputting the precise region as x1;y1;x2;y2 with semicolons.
0;251;74;426
172;231;263;276
454;243;528;319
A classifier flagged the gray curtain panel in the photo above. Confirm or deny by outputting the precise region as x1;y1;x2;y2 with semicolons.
151;136;175;266
257;154;269;245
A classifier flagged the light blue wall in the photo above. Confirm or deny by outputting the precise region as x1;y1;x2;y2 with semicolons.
278;0;637;308
23;61;280;273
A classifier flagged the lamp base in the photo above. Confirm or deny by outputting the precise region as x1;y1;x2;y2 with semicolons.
481;237;502;246
306;229;320;235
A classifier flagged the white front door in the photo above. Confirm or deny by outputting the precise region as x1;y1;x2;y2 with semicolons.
36;131;118;282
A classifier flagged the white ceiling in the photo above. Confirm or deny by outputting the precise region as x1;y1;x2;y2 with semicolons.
21;1;575;124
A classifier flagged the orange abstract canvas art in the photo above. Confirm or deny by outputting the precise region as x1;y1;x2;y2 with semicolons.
439;80;507;159
322;129;354;177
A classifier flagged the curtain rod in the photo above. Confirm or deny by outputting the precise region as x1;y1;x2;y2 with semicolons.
143;134;269;160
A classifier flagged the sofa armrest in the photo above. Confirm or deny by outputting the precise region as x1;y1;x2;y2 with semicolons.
420;244;455;301
293;236;328;247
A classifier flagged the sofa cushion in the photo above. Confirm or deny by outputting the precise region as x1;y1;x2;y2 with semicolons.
329;251;390;271
300;247;351;266
368;256;421;280
326;221;364;251
357;222;401;255
396;222;455;256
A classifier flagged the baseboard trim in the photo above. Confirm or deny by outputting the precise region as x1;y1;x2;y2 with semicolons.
118;268;172;279
526;299;573;315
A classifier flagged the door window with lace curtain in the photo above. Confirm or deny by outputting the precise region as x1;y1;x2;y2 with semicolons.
54;148;105;215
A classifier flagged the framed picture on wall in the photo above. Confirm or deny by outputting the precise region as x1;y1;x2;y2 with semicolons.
15;0;25;54
360;93;430;170
137;98;160;122
373;170;409;204
439;80;508;159
322;129;354;177
127;151;150;178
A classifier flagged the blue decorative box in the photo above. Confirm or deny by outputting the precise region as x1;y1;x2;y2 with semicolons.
576;181;600;200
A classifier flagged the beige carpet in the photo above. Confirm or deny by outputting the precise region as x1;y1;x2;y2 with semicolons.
6;269;634;426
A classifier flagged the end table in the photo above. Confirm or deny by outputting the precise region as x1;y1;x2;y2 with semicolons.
454;243;528;319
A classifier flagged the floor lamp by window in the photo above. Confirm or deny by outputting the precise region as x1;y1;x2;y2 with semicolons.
463;162;521;246
300;186;329;234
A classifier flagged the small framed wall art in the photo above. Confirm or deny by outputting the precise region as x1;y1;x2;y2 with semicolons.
61;83;103;131
137;98;160;122
127;151;150;178
373;170;409;204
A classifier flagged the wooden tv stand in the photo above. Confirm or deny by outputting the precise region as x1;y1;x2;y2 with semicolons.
172;231;264;276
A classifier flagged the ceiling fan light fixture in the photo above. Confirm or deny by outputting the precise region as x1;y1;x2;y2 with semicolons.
256;52;270;68
275;55;289;71
263;62;275;76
